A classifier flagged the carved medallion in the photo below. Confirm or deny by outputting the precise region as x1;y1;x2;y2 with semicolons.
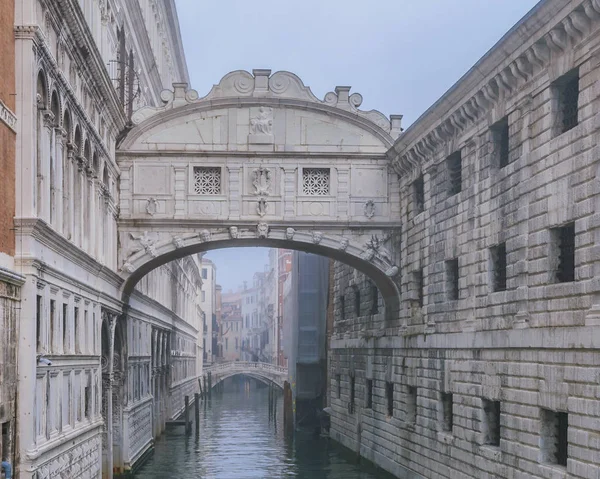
252;167;272;196
257;198;268;217
364;200;375;219
146;197;158;216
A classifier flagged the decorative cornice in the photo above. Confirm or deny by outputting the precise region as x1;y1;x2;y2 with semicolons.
389;0;599;179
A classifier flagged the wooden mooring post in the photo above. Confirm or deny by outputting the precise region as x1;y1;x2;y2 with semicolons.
194;392;200;434
184;395;191;434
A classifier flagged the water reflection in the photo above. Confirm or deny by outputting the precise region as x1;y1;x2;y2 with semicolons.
134;378;394;479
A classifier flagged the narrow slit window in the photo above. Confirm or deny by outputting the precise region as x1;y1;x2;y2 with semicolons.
339;295;345;321
366;379;373;409
336;374;341;398
36;295;43;353
50;300;56;353
492;116;510;168
371;284;379;315
62;304;68;353
354;287;361;316
406;386;417;425
541;409;568;467
441;393;453;432
446;259;459;301
483;399;501;447
349;375;355;414
415;270;424;307
557;69;579;134
552;223;575;283
386;382;394;417
413;175;425;212
446;151;462;195
491;243;507;292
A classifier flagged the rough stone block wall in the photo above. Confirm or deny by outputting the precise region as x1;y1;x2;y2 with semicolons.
329;1;600;477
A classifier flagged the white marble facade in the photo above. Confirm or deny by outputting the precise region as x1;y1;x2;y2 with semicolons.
13;1;197;478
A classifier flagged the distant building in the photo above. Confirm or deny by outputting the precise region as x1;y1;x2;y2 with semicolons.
200;259;217;364
221;291;243;361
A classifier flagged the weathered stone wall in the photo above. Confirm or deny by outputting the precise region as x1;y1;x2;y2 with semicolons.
330;0;600;477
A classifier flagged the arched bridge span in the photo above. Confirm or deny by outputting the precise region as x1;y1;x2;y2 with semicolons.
204;361;288;390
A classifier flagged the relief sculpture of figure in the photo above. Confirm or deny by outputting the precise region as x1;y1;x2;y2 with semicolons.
250;107;273;135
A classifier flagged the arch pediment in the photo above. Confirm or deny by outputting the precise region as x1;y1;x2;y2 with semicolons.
120;69;401;153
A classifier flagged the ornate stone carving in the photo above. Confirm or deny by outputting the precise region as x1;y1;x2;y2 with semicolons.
312;231;324;244
362;235;393;264
252;167;272;196
129;231;158;258
257;222;269;238
145;197;158;216
172;236;184;249
364;200;375;219
199;230;211;242
285;227;295;240
194;167;221;195
257;198;268;217
338;238;349;251
229;226;239;239
249;107;274;144
385;266;399;277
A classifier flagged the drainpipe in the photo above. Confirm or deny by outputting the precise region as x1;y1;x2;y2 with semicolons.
1;461;12;479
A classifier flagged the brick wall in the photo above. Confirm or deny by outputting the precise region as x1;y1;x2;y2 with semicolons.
0;0;15;256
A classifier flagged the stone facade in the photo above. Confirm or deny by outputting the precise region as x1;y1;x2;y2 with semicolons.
330;0;600;478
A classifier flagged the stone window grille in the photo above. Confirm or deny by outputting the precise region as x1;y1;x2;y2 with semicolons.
446;151;462;195
366;379;373;408
302;168;330;195
541;409;568;467
483;399;501;447
413;175;425;212
555;69;579;135
336;374;341;398
446;259;459;301
386;382;394;417
490;243;507;292
441;393;453;432
193;166;221;195
552;223;576;283
492;116;510;168
406;386;417;425
414;269;424;307
371;284;379;315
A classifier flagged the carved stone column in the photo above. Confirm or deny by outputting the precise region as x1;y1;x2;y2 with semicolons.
282;167;296;219
173;166;187;218
227;165;241;219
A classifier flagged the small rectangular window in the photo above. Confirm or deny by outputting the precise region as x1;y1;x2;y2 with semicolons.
84;386;91;419
413;175;425;212
483;399;501;447
541;409;568;467
406;386;417;425
1;421;9;463
371;284;379;315
492;116;510;168
552;223;575;283
36;295;43;353
354;288;361;316
556;69;579;134
490;243;507;292
49;300;56;353
446;151;462;195
349;375;355;413
74;307;80;354
339;295;346;321
366;379;373;409
415;270;424;307
386;382;394;417
441;393;453;432
336;374;341;398
446;259;459;301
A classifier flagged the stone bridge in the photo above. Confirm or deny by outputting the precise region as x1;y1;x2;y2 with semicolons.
204;361;288;389
116;69;403;317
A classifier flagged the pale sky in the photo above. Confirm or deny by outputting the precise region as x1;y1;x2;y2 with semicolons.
177;0;540;291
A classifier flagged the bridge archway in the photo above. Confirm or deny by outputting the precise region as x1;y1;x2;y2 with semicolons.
116;69;403;316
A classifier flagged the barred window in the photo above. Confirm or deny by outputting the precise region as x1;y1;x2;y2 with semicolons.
556;69;579;134
442;393;453;433
552;223;575;283
413;175;425;212
366;379;373;409
302;168;330;195
446;259;459;300
541;409;568;467
446;151;462;195
406;386;417;425
415;269;424;307
194;167;221;195
490;243;507;292
492;116;510;168
483;399;501;447
386;381;394;417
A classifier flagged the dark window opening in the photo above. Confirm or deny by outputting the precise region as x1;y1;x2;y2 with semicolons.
62;304;68;352
354;287;360;316
386;382;394;417
49;300;56;352
493;116;510;168
541;409;568;467
336;374;341;398
557;69;579;134
446;259;459;301
36;295;42;352
339;295;345;321
415;270;424;307
1;421;9;462
371;284;379;315
553;223;575;283
483;399;501;447
442;393;453;432
413;175;425;212
406;386;417;425
491;243;507;292
349;375;355;414
366;379;373;409
74;307;80;354
84;386;90;419
446;151;462;195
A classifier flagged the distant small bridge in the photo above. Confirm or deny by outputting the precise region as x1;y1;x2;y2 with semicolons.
203;361;288;389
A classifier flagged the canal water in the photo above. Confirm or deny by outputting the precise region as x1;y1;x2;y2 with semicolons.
134;378;395;479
